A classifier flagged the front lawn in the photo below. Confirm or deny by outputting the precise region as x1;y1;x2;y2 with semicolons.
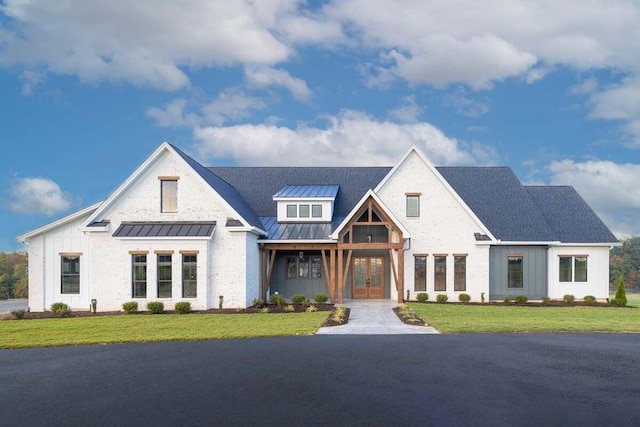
409;303;640;333
0;312;328;349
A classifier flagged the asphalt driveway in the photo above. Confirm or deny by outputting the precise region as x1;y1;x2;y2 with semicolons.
1;334;639;426
0;299;27;314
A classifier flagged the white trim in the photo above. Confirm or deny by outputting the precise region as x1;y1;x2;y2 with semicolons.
374;145;496;242
329;189;411;240
259;239;335;244
17;201;103;242
476;240;620;247
273;197;336;202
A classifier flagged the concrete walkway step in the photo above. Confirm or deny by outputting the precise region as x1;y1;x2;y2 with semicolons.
316;300;440;335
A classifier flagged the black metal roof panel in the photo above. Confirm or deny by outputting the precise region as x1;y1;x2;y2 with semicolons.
260;216;345;240
87;220;110;227
208;167;391;217
436;167;557;242
525;186;619;243
113;221;216;238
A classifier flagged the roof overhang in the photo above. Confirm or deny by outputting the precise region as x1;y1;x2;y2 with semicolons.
17;201;103;243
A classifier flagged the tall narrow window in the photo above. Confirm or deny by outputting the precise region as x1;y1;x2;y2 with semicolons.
559;256;572;282
132;255;147;298
406;194;420;217
574;257;588;282
454;255;466;291
157;254;172;298
298;257;309;278
286;204;297;218
311;257;322;278
434;255;446;291
508;256;523;288
299;204;310;218
161;179;178;213
286;257;297;278
182;254;197;298
414;255;427;291
61;256;80;294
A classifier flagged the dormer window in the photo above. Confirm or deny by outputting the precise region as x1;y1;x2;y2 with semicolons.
274;185;338;223
160;177;178;213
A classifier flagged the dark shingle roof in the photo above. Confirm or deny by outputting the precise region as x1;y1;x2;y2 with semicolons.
525;186;618;243
170;144;265;232
436;167;557;241
113;221;216;238
208;167;391;217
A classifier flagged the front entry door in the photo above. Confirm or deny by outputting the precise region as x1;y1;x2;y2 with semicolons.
352;257;385;299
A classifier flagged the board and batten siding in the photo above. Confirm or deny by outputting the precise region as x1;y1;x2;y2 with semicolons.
489;246;548;300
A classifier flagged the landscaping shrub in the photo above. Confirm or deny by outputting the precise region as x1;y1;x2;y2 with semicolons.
270;294;285;306
147;301;165;314
458;293;471;303
11;309;25;319
283;304;295;312
503;295;512;304
332;306;347;323
515;295;528;305
541;296;551;306
436;294;448;304
614;277;627;307
563;294;575;305
416;292;429;302
252;298;265;308
314;294;329;304
291;294;307;304
174;301;191;314
122;301;139;314
306;305;318;312
584;295;597;306
260;307;270;314
50;302;72;317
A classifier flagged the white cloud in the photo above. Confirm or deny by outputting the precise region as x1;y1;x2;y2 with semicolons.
192;110;494;167
201;88;266;125
586;77;640;145
387;95;422;123
20;70;46;96
443;88;491;118
244;66;312;101
546;159;640;237
7;177;73;216
147;98;195;128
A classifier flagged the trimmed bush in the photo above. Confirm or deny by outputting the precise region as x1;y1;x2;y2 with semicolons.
174;301;191;314
436;294;448;304
314;294;329;304
563;294;575;305
252;298;265;308
584;295;597;306
306;305;318;312
614;277;627;307
291;294;307;304
270;294;285;306
458;293;471;303
11;309;25;319
122;301;139;314
283;304;295;312
515;295;528;305
541;296;551;306
416;292;429;302
50;302;72;317
147;301;165;314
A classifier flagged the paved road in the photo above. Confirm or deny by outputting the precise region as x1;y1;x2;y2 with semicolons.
0;299;27;314
1;334;639;426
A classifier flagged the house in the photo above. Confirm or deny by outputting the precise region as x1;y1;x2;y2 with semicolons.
17;143;619;311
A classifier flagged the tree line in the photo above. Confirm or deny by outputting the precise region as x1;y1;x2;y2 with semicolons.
0;251;28;299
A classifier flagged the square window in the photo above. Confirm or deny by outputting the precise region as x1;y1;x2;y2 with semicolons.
286;204;297;218
406;195;420;217
299;204;310;218
312;204;322;218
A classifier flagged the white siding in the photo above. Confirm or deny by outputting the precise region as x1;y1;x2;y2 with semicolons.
547;246;611;299
377;151;490;302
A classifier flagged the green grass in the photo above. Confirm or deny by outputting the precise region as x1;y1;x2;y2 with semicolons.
410;303;640;334
0;312;328;349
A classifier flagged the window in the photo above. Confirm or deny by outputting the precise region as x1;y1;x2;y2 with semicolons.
311;257;322;278
507;256;523;288
312;204;322;218
559;256;588;282
298;257;309;278
182;254;197;298
434;255;446;291
299;204;310;218
157;254;172;298
286;204;297;218
454;255;466;291
287;257;297;278
414;255;426;291
132;255;147;298
286;255;322;279
161;179;178;213
61;256;80;294
406;194;420;217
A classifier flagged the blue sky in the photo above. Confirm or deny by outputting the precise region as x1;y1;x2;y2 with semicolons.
1;0;639;251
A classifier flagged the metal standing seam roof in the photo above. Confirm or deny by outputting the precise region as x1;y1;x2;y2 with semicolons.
260;216;345;240
113;222;216;238
273;185;340;199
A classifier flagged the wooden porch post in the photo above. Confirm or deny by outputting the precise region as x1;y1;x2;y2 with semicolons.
330;250;336;304
321;250;335;303
337;249;344;304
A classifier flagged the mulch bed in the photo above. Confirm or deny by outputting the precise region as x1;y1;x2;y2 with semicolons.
409;300;628;308
393;306;427;326
321;307;351;327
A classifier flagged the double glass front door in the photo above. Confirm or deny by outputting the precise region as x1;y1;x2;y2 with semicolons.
352;257;385;299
